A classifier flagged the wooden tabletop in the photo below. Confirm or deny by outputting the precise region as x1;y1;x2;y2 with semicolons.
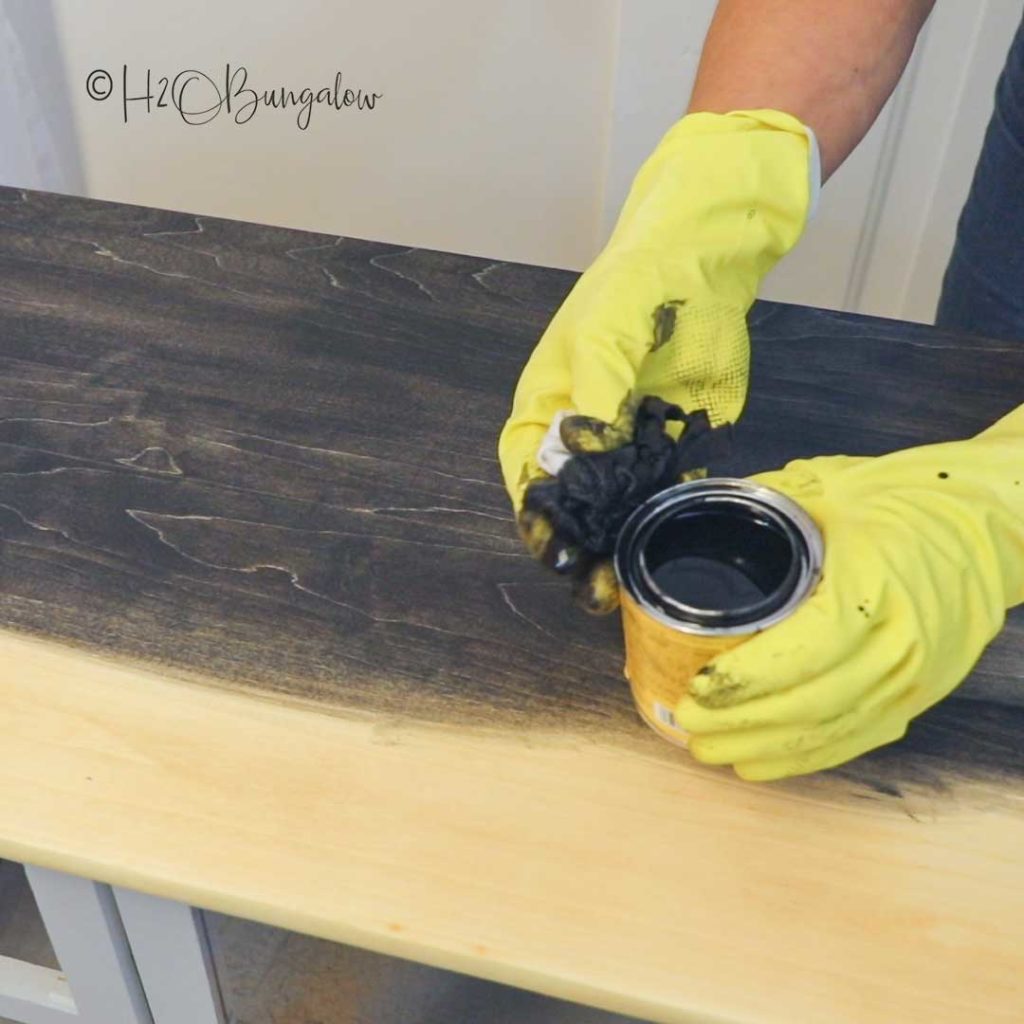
2;186;1023;1024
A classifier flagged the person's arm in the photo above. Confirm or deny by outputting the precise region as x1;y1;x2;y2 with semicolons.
689;0;937;178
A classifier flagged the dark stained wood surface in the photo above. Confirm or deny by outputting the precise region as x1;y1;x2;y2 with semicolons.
2;184;1023;800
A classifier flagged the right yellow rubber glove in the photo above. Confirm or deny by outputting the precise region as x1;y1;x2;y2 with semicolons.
499;109;815;610
674;404;1024;781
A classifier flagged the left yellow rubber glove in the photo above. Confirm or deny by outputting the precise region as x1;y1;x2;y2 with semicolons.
498;110;814;608
675;405;1024;781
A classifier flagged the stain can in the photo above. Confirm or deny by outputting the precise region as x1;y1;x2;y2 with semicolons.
613;478;824;747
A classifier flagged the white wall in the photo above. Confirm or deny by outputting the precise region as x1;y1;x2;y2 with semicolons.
47;0;619;270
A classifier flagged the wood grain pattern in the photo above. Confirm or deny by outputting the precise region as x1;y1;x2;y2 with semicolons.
0;185;631;731
1;185;1023;796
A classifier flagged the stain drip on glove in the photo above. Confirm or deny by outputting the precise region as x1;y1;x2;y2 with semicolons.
522;397;732;587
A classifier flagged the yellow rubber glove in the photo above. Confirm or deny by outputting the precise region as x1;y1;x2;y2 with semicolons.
498;110;814;610
675;405;1024;781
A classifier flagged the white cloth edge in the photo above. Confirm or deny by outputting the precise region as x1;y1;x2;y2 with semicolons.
537;410;572;476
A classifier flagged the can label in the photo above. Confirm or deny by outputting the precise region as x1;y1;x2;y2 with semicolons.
620;588;745;746
614;479;823;749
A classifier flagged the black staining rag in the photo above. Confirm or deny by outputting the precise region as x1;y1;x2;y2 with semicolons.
523;397;732;565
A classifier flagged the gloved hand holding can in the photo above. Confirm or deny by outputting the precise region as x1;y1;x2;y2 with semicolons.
673;407;1024;780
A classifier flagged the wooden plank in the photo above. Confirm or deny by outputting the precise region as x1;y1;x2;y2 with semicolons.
1;186;1024;1023
4;630;1024;1024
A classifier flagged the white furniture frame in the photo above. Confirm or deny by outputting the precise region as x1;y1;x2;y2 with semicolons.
0;865;225;1024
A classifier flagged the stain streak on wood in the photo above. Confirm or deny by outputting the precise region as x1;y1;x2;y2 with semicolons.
2;186;1023;795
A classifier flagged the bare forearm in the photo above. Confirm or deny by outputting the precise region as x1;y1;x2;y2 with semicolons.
688;0;936;178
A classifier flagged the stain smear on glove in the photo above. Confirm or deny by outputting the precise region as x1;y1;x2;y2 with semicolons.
523;398;732;568
651;300;687;352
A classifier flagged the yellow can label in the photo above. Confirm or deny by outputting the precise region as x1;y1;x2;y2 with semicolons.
620;590;747;747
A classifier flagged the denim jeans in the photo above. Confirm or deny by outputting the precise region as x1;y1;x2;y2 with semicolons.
936;12;1024;341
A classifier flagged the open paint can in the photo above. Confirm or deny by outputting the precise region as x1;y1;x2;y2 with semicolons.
614;478;823;746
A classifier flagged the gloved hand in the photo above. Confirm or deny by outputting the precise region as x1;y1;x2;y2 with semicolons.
498;109;815;612
675;406;1024;781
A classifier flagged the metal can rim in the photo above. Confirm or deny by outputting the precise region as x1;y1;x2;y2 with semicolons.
613;477;824;637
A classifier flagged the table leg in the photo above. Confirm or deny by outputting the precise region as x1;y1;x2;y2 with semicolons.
111;888;226;1024
22;865;152;1024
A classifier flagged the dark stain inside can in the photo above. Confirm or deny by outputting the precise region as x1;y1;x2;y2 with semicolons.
645;508;794;612
616;480;822;633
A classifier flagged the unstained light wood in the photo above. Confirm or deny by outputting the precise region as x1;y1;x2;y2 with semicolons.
3;631;1024;1024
